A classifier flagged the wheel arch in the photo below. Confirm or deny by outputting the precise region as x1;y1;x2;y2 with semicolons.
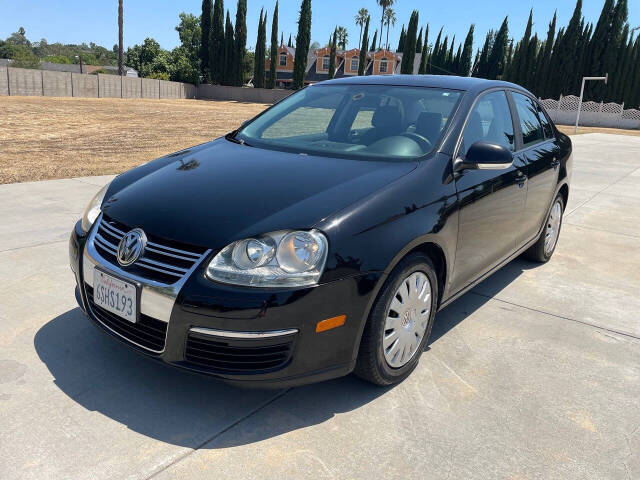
350;237;451;363
558;183;569;209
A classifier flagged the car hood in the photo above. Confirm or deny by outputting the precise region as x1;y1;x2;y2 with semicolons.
102;138;417;248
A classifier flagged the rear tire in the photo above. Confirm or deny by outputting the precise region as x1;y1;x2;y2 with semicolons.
354;253;438;386
524;194;564;263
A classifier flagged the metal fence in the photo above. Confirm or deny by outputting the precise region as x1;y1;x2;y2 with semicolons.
540;95;640;130
0;66;196;99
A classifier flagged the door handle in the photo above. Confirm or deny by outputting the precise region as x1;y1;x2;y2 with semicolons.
551;157;560;170
516;171;527;188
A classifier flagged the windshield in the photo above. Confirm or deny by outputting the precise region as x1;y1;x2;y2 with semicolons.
235;84;462;161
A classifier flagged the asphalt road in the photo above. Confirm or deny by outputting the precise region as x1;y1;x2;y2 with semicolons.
1;133;639;480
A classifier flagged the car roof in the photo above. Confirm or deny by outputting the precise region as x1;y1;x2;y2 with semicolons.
319;74;530;95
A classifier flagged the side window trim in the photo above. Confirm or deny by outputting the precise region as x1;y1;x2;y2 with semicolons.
455;88;516;159
505;90;523;151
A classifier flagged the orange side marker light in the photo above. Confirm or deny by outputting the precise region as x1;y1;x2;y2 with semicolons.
316;315;346;333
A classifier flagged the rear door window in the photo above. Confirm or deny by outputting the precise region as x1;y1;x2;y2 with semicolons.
536;103;554;139
512;93;545;148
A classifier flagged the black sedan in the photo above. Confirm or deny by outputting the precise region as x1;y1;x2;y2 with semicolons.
69;75;572;387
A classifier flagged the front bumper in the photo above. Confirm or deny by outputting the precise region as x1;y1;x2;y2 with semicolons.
70;220;382;387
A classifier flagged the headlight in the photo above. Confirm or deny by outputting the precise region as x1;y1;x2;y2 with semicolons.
206;230;328;287
81;183;110;232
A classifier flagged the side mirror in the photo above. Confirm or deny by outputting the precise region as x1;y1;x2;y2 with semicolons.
454;141;513;172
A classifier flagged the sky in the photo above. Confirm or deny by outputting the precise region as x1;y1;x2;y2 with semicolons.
1;0;638;56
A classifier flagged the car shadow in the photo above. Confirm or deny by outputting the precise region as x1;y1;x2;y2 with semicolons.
34;258;534;449
429;257;537;345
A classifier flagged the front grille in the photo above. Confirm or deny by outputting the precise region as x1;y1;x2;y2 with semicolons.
93;215;208;285
85;284;167;352
185;332;294;373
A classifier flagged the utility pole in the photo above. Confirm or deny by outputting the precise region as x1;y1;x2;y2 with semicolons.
575;74;608;133
75;54;83;74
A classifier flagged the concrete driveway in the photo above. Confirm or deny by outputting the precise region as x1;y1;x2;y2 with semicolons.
1;133;639;480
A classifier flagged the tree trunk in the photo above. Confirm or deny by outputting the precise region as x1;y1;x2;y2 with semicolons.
380;8;385;51
386;25;390;51
118;0;124;76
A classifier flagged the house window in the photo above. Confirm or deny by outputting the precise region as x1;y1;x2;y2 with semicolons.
279;53;287;67
380;58;388;73
350;56;359;71
322;55;330;70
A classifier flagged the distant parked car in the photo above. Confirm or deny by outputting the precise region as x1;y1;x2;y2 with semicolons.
69;75;572;387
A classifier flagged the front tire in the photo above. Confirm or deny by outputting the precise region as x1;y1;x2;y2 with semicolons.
354;253;438;386
524;194;564;263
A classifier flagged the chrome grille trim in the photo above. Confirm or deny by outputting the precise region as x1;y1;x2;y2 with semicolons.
83;213;212;323
94;216;207;285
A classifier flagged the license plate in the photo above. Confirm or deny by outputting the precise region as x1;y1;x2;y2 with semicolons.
93;270;138;323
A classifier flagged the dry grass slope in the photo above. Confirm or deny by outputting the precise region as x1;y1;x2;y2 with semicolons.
1;96;637;184
0;97;268;184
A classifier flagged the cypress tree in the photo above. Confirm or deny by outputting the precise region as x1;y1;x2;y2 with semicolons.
504;38;514;78
552;0;583;96
515;10;533;85
587;0;615;89
429;27;443;74
223;10;234;85
401;10;419;74
439;36;449;72
624;36;639;106
200;0;213;81
358;16;370;75
371;30;378;52
487;16;508;80
537;11;557;97
268;0;279;88
475;30;493;78
328;28;337;79
253;8;266;88
418;25;429;74
418;45;428;74
459;24;474;77
416;27;423;54
575;21;592;95
397;25;406;52
524;34;538;89
453;44;462;75
292;0;311;89
423;25;429;58
602;0;628;100
232;0;247;86
611;24;630;101
471;49;480;76
446;36;455;72
288;34;293;47
211;0;225;84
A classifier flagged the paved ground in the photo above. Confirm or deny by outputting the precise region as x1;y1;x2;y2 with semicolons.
1;133;639;480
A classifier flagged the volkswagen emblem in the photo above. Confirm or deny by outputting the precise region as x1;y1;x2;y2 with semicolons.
117;228;147;266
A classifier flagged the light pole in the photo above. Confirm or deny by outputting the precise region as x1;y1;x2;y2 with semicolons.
575;74;608;133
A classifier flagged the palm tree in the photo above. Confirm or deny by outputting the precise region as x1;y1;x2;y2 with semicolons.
335;26;348;50
383;8;396;51
355;8;369;50
118;0;124;76
377;0;394;50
